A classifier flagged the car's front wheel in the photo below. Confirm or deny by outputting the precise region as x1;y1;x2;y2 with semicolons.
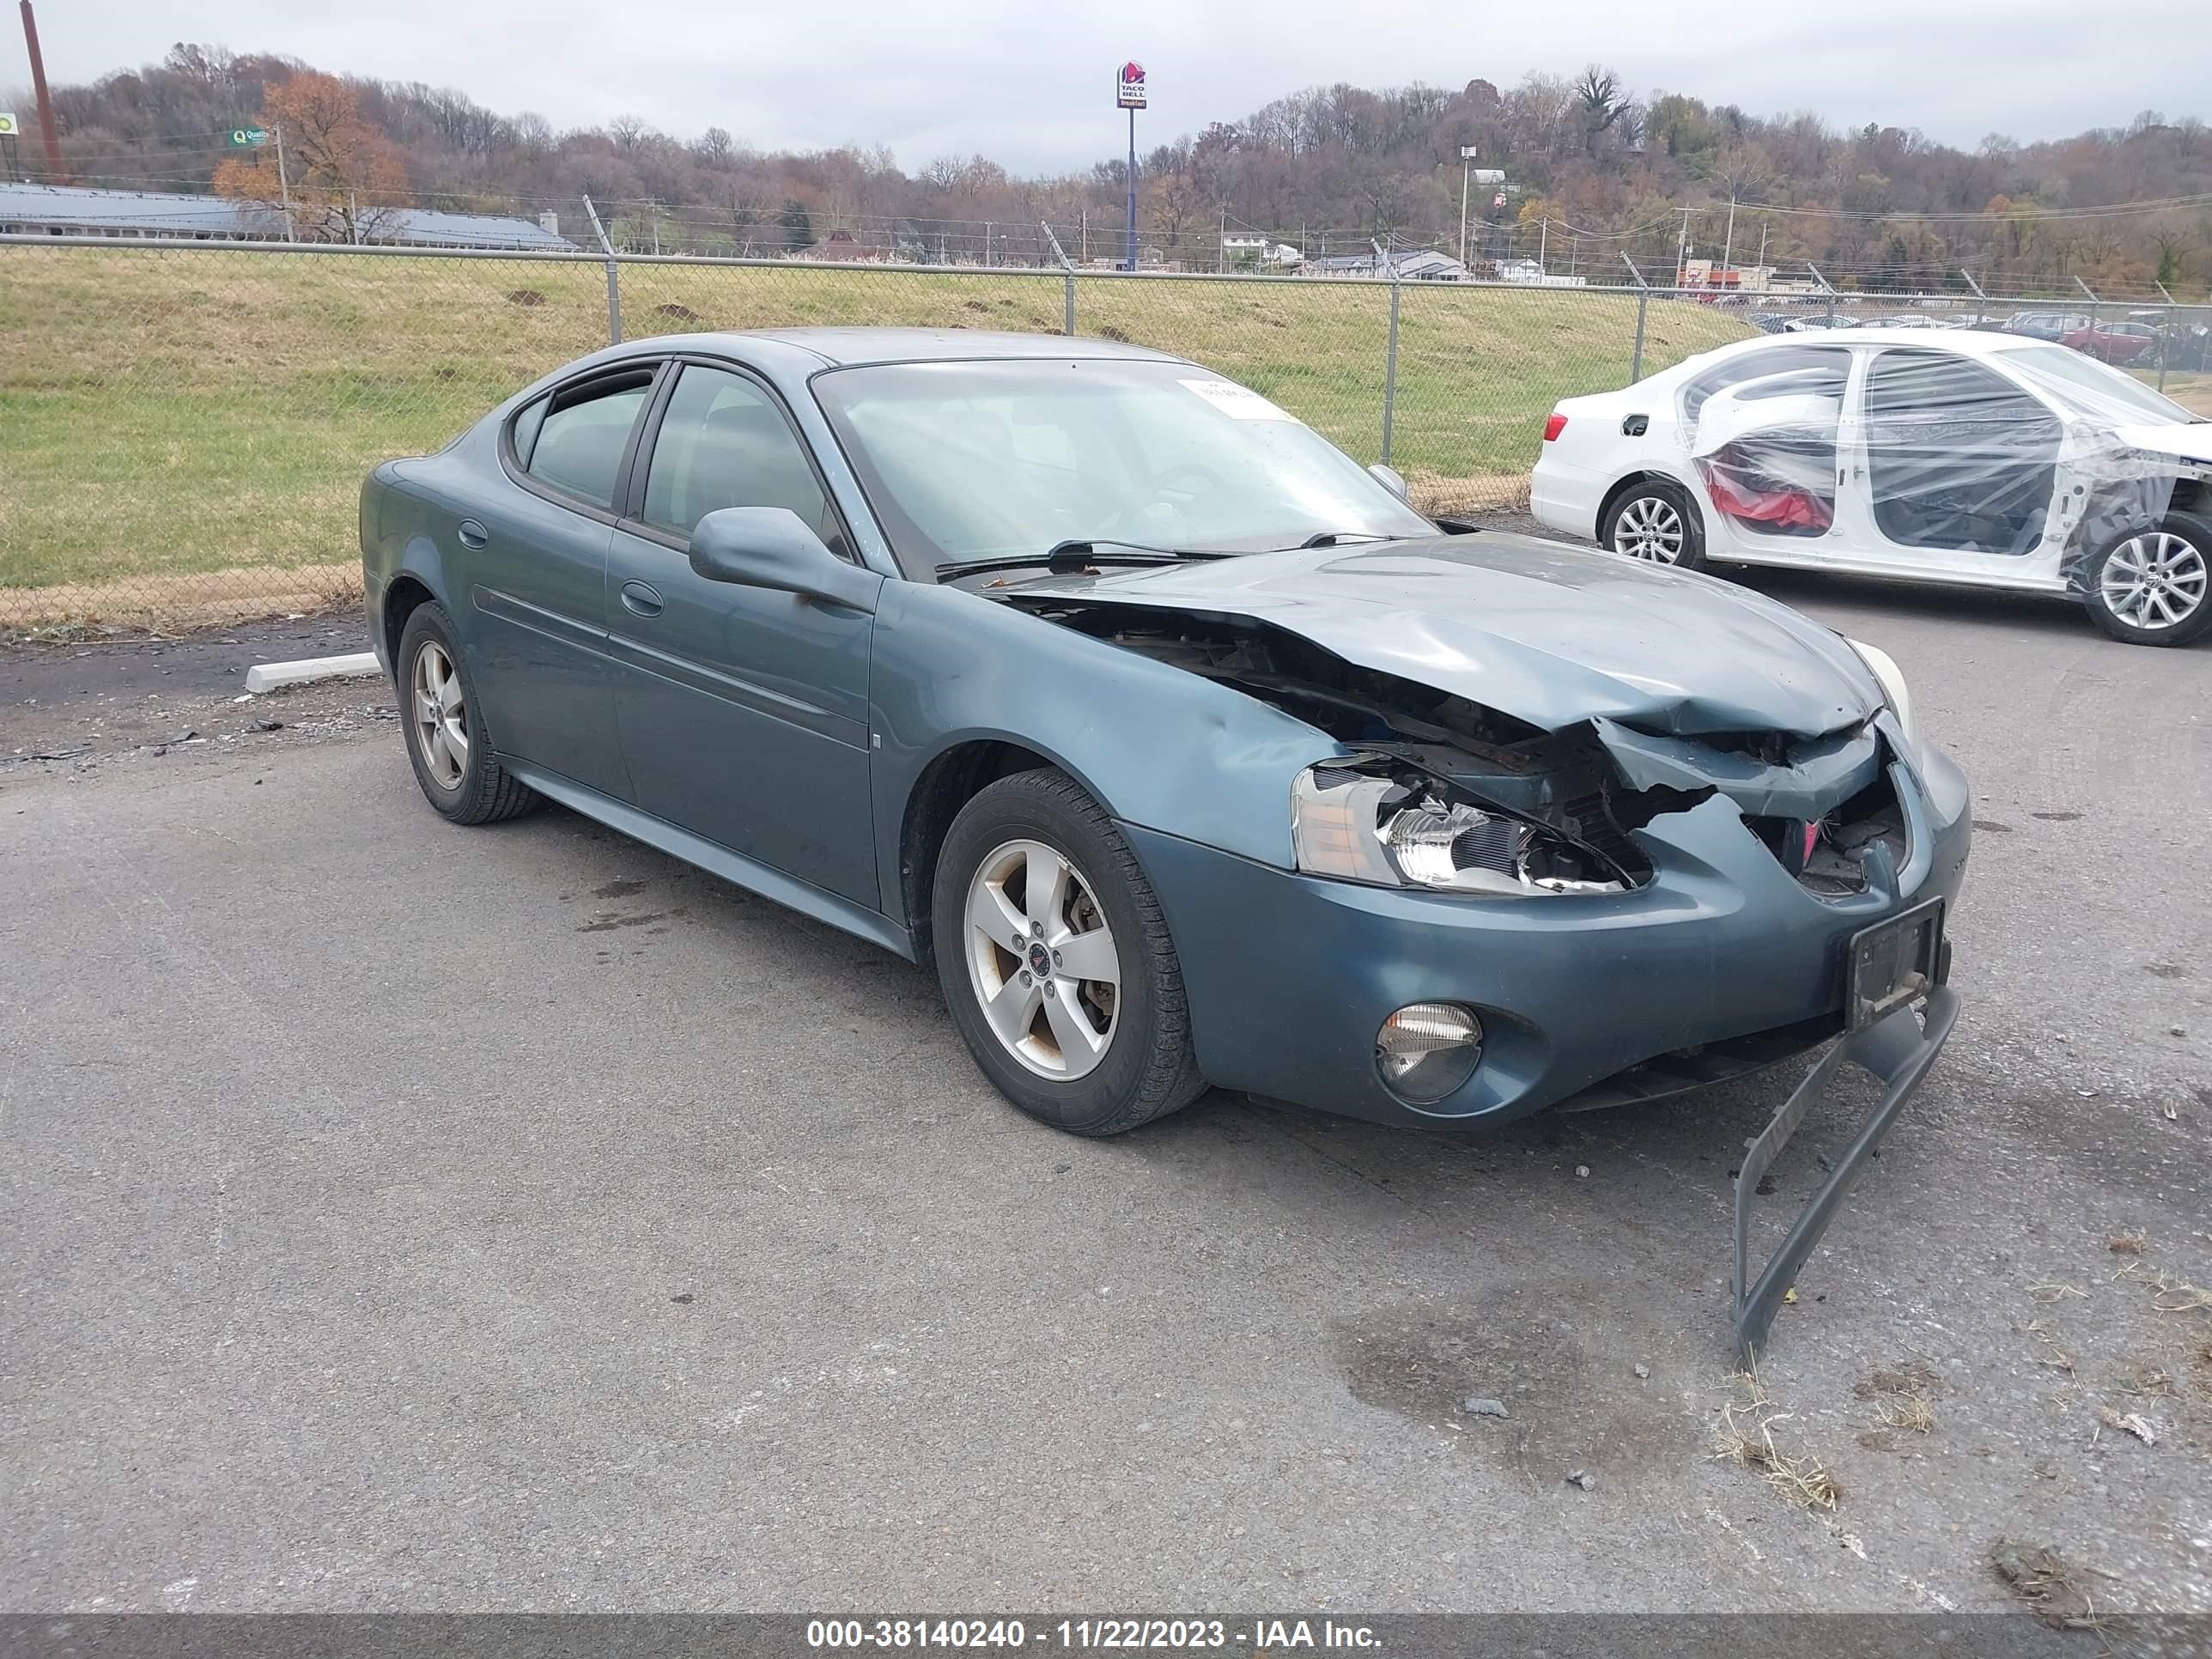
2082;513;2212;647
931;769;1206;1136
396;602;543;823
1601;478;1707;570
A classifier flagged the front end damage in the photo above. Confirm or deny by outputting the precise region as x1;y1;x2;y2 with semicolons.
1000;582;1966;1354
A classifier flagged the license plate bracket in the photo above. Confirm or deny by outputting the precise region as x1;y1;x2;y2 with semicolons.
1845;897;1945;1033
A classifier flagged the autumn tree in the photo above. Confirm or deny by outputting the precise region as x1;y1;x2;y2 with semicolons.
213;72;410;243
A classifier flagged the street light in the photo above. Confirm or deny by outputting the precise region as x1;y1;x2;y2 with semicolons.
1458;144;1478;268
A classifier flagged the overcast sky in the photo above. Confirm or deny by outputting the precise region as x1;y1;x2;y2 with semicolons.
17;0;2200;173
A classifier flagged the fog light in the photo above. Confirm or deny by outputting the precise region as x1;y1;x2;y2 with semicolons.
1375;1003;1484;1104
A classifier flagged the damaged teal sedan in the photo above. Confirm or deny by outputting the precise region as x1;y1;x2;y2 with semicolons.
360;329;1971;1352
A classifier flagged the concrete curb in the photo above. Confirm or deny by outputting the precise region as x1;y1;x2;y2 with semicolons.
244;652;383;695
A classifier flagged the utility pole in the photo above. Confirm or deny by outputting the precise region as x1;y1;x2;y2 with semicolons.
19;0;65;182
1756;217;1768;270
1537;218;1547;275
1721;193;1738;278
1080;205;1088;265
273;120;295;242
1673;207;1694;288
1218;205;1226;274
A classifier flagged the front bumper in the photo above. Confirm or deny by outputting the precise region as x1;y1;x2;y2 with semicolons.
1730;984;1959;1355
1123;745;1970;1129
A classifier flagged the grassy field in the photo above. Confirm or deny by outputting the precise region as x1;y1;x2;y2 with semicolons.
0;243;1753;627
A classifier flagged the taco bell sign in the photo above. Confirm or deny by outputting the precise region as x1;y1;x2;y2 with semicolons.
1116;62;1147;109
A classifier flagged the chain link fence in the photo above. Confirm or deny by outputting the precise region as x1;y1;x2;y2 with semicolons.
4;233;2207;635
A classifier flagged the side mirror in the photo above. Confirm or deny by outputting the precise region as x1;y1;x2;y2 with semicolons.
1367;462;1409;501
688;507;882;613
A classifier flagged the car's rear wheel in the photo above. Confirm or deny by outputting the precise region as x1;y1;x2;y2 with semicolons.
2082;514;2212;647
1602;478;1707;570
396;602;542;823
931;769;1206;1137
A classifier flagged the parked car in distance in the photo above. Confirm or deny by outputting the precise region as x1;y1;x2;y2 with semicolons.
1532;327;2212;645
2060;320;2158;365
2004;310;2090;343
358;331;1970;1343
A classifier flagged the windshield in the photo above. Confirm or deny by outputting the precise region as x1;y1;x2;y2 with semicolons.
811;357;1436;572
2003;344;2200;425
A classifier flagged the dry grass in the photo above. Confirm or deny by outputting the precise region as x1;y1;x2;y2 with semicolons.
1714;1366;1844;1510
2027;1318;2076;1375
2114;1361;2178;1401
1990;1537;2098;1629
1854;1358;1942;1437
0;562;359;631
2160;373;2212;417
0;243;1756;626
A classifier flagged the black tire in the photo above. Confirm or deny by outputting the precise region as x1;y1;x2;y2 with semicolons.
1601;477;1708;571
394;602;542;823
931;768;1206;1137
2081;511;2212;648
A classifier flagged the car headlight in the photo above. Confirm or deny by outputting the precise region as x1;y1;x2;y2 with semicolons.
1291;764;1629;896
1844;638;1923;764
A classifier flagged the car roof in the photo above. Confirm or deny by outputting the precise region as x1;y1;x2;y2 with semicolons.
1711;326;2058;356
621;326;1184;368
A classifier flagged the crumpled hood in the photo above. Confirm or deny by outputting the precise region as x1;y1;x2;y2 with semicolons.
1010;532;1881;738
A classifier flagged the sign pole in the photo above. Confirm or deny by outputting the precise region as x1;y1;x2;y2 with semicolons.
273;121;295;243
1125;105;1136;271
1115;62;1146;272
19;0;66;183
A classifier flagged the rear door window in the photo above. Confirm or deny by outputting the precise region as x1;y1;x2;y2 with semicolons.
524;371;654;510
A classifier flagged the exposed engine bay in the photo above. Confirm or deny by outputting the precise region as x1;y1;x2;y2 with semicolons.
1001;594;1907;900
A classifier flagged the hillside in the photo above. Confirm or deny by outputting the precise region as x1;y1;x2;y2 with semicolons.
13;44;2212;296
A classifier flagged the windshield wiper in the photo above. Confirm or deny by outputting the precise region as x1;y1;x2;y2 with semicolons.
1287;531;1413;550
939;539;1229;581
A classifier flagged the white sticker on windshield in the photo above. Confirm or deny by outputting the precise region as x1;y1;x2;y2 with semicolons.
1178;378;1293;421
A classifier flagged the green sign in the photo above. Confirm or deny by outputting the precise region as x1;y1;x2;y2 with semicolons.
227;126;269;147
0;113;19;138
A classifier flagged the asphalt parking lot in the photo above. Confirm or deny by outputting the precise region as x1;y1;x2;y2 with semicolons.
3;568;2209;1614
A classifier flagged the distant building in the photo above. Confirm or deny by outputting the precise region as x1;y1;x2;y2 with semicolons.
1678;258;1778;295
0;183;577;250
1494;258;1588;288
1219;234;1304;270
1304;246;1469;281
805;228;890;263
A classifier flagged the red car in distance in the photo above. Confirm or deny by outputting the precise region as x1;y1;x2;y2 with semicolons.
2061;320;2158;364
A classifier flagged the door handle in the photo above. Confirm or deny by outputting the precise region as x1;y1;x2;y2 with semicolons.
620;580;664;618
457;519;489;550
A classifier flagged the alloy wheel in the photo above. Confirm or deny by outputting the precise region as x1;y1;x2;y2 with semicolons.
2100;532;2209;632
411;639;471;789
1614;495;1686;562
963;838;1121;1081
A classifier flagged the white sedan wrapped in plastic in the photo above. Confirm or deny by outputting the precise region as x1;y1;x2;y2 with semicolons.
1530;329;2212;645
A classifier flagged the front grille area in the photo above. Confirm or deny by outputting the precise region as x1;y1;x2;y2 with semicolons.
1747;769;1907;898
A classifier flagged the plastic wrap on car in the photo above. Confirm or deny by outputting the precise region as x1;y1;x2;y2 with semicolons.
1856;349;2067;556
1680;344;2206;570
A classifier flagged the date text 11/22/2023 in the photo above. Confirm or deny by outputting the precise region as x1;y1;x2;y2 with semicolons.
805;1618;1382;1649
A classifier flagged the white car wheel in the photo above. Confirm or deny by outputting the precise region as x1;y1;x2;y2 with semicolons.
2084;515;2212;648
1601;481;1706;571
